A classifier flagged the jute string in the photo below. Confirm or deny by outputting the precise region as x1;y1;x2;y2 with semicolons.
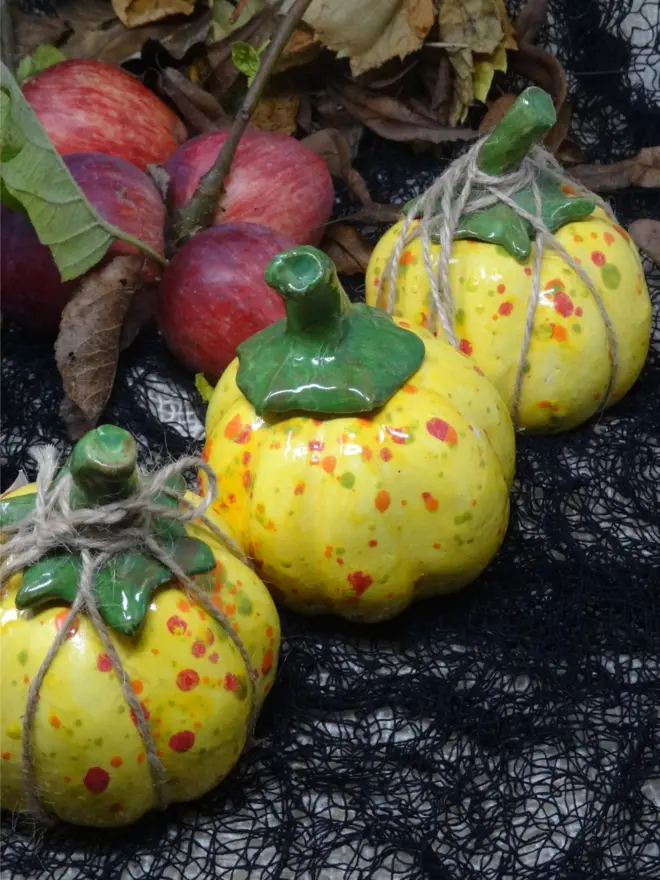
0;449;257;825
376;139;619;426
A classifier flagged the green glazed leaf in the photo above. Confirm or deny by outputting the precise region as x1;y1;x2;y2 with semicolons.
0;62;165;281
15;45;67;85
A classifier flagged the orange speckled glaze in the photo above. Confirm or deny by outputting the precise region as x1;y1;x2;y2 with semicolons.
0;487;280;827
365;208;651;432
201;321;516;623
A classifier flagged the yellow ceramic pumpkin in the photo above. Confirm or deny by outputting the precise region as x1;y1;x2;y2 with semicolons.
0;427;280;827
201;246;515;623
366;89;651;432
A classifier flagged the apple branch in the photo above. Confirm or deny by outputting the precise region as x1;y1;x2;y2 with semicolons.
169;0;313;247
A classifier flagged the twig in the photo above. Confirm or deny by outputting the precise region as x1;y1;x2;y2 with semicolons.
169;0;313;247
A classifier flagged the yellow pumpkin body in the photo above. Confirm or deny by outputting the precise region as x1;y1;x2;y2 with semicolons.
201;321;515;622
0;485;280;827
366;208;651;431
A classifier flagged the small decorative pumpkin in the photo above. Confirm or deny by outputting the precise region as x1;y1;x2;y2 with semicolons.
0;426;280;828
201;246;515;623
365;88;652;432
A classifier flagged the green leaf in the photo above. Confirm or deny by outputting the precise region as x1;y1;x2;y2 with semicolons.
15;45;67;85
231;40;263;86
0;62;166;282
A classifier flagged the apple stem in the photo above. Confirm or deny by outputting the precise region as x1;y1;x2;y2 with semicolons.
169;0;314;248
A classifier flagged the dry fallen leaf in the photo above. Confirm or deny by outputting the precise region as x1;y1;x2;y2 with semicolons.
629;220;660;266
274;24;321;73
329;78;479;144
569;148;660;192
479;93;517;132
249;93;300;134
160;67;230;133
302;127;373;205
321;224;374;274
554;139;586;165
10;7;70;59
437;0;503;55
55;256;143;439
112;0;195;29
272;0;434;77
515;0;550;45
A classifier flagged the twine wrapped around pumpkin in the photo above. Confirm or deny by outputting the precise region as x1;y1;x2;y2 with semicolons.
0;446;257;825
375;133;619;427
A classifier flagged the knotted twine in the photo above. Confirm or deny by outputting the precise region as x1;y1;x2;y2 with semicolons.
375;138;619;425
0;448;257;825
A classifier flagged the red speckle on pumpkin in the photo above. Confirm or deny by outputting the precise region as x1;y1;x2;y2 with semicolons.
368;540;378;547
422;492;439;512
561;184;577;195
375;490;391;512
205;628;215;646
110;756;123;768
604;232;615;246
336;558;344;565
224;414;241;439
591;251;606;266
498;301;513;316
426;418;458;445
551;324;568;342
83;767;110;794
131;679;144;695
322;456;337;473
191;640;206;658
324;545;333;558
553;291;574;317
234;426;251;444
224;673;240;692
573;234;583;243
97;653;112;672
130;702;150;726
497;283;506;294
169;730;195;753
347;571;373;596
208;652;219;664
380;448;393;462
362;446;373;461
308;440;324;452
400;250;416;265
242;470;251;489
294;482;305;495
242;452;251;466
1;752;11;760
178;600;190;612
613;224;629;240
576;307;583;317
54;610;79;640
474;365;485;376
386;426;408;444
399;321;411;328
524;267;532;276
403;383;418;394
262;648;274;675
458;338;473;356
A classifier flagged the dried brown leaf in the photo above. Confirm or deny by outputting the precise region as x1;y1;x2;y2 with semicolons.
321;224;373;274
555;138;586;165
479;92;517;132
55;256;143;436
629;220;660;266
342;203;404;225
119;285;158;350
509;43;567;109
111;0;195;28
569;148;660;192
160;67;230;133
329;78;479;144
447;48;474;126
301;127;372;205
273;23;321;73
437;0;503;55
248;93;300;134
515;0;549;45
10;7;70;59
428;53;452;122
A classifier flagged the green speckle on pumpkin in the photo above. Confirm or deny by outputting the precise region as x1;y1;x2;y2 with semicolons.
536;324;553;339
455;308;465;324
94;737;103;747
339;472;356;489
336;547;345;556
601;263;621;289
573;324;582;333
522;360;531;374
75;719;82;728
236;591;253;616
454;511;474;526
118;705;125;714
17;649;28;666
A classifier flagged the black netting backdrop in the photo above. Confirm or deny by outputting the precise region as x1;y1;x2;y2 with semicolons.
2;2;660;878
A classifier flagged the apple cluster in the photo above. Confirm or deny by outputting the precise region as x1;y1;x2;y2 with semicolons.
1;59;335;377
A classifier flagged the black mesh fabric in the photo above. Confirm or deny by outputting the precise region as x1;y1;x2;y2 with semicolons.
2;2;660;878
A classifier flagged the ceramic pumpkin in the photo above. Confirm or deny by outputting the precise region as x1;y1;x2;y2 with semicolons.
365;88;651;433
200;246;515;623
0;426;280;828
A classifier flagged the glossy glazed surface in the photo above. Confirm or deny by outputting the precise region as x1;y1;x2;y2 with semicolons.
202;321;515;623
365;208;651;432
0;486;280;827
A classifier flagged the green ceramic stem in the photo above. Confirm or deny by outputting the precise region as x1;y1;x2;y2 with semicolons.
68;425;139;509
264;248;352;335
477;87;557;176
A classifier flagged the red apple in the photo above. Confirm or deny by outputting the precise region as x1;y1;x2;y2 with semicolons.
158;223;295;379
165;129;334;245
22;59;187;171
1;153;166;333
